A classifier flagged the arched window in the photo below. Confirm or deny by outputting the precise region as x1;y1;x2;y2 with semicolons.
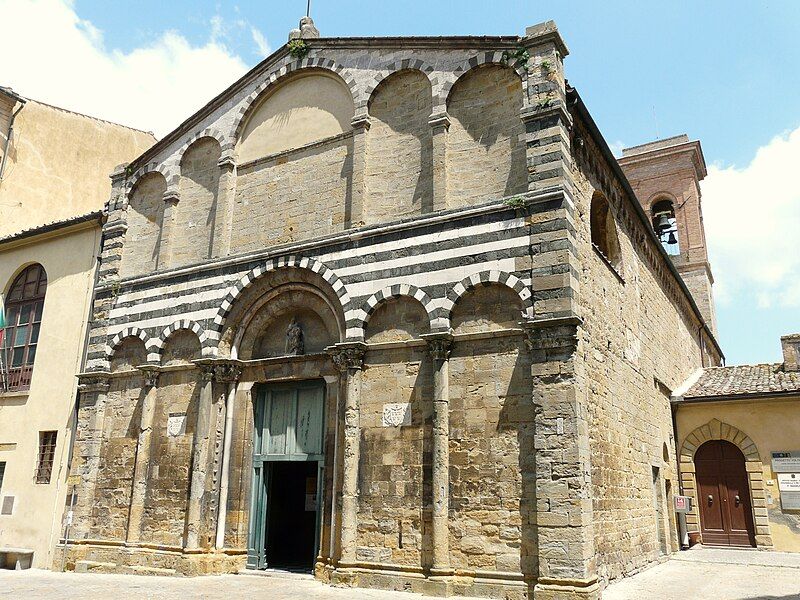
2;264;47;391
590;193;622;269
651;199;680;255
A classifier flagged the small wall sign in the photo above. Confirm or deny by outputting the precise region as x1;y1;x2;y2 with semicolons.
771;451;800;473
674;495;693;513
777;473;800;510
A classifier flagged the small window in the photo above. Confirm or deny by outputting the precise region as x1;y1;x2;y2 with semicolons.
652;199;679;255
2;264;47;392
35;431;57;484
0;461;5;493
590;193;622;268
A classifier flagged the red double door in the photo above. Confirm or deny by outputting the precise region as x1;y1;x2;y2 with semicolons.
695;440;756;547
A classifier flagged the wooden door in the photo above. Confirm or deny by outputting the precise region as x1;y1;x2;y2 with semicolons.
695;440;756;547
247;381;325;569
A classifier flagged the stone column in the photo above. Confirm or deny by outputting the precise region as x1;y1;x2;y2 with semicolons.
347;113;370;228
157;189;180;270
69;374;111;539
429;111;450;212
212;151;237;258
214;362;242;550
184;363;215;549
327;342;366;567
126;366;160;544
422;332;453;575
522;317;599;600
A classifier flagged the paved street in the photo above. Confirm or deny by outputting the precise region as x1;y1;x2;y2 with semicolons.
604;547;800;600
3;548;800;600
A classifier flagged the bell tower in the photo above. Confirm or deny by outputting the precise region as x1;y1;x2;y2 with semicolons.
618;135;718;336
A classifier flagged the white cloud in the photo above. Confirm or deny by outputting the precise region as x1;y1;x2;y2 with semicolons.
251;27;271;57
702;126;800;308
0;0;258;137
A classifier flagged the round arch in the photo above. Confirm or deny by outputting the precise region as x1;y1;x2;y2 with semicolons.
441;270;532;328
354;284;436;341
230;60;357;144
439;53;527;109
678;418;772;548
363;61;435;109
154;319;214;359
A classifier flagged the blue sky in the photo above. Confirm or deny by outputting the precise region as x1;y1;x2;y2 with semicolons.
3;0;800;364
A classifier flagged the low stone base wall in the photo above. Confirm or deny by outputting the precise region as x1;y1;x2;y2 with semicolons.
56;542;245;576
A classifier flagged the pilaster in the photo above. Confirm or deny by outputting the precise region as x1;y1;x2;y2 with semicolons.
327;342;366;567
522;317;599;600
212;151;237;258
213;360;243;549
68;373;111;539
348;113;370;228
157;189;180;270
429;111;450;212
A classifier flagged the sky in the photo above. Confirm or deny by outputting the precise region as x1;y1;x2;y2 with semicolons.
1;0;799;365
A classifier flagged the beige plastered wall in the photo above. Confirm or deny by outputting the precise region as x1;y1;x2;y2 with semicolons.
676;397;800;552
0;100;154;237
0;222;100;567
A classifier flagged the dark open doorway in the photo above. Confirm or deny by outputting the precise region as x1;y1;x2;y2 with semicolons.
265;461;319;570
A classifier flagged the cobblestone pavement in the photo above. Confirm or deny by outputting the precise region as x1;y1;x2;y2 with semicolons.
604;547;800;600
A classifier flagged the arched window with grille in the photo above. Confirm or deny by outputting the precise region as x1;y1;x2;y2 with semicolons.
2;264;47;391
651;199;680;256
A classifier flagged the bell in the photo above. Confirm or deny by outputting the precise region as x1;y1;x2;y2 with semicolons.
667;231;678;245
655;214;671;232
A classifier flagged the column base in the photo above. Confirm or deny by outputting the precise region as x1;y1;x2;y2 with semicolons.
534;577;600;600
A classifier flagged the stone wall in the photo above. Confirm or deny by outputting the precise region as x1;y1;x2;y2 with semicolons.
572;120;709;585
173;138;221;267
446;65;527;209
365;70;433;224
230;137;352;253
121;172;166;278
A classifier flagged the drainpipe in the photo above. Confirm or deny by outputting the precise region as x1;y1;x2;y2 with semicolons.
0;96;26;184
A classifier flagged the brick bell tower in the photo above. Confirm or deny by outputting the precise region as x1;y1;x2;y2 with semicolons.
618;135;718;336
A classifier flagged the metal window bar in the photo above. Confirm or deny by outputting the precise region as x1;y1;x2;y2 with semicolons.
35;431;57;484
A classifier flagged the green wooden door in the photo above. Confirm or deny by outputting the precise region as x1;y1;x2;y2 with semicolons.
247;381;325;569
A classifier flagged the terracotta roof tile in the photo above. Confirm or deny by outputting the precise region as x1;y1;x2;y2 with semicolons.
683;363;800;399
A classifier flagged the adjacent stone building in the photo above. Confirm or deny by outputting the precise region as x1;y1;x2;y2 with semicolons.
0;85;154;568
62;20;722;599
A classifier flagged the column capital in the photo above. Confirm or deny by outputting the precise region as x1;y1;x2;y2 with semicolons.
327;342;367;373
212;360;243;383
350;113;371;131
77;372;111;393
217;151;237;170
428;111;451;131
136;364;161;388
162;189;180;206
520;315;582;356
421;332;454;360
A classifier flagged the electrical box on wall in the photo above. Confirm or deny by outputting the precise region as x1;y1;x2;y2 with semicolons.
674;495;693;513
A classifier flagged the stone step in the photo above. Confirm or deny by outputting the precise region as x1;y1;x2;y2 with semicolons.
121;565;179;577
75;560;118;573
237;568;314;581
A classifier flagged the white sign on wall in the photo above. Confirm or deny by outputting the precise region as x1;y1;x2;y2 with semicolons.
772;451;800;473
778;473;800;491
381;403;412;428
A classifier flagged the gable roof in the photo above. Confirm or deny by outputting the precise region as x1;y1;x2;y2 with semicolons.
678;363;800;401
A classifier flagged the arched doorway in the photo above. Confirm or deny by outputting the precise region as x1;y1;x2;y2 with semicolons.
695;440;756;547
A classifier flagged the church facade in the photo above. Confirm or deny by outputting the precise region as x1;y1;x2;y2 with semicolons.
62;20;721;599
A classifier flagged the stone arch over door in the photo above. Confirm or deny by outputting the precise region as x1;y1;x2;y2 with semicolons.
678;418;772;548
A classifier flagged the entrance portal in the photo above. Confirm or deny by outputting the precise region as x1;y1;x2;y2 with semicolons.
247;381;325;570
695;439;756;547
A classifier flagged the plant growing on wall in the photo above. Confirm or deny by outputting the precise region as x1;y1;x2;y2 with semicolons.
501;46;530;70
288;39;310;59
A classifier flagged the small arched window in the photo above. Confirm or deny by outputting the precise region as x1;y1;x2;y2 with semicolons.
651;199;680;256
590;193;622;269
2;264;47;391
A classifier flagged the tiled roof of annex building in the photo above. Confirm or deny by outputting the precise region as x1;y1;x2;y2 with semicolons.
681;364;800;400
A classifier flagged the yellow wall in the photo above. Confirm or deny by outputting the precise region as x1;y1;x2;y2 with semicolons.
0;222;100;567
0;99;154;237
676;398;800;552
